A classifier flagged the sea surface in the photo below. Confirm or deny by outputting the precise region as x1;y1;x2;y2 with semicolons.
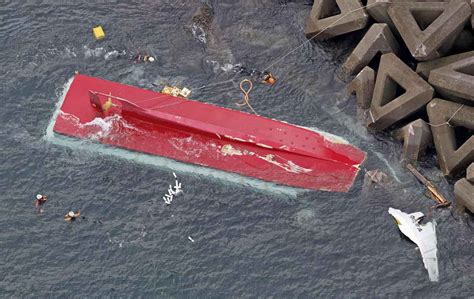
0;1;473;297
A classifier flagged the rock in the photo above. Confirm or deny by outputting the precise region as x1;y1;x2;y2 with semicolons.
426;99;474;176
305;0;368;40
388;1;471;61
394;119;433;163
367;53;433;131
454;178;474;214
342;23;400;76
428;56;474;105
416;50;474;80
467;163;474;183
347;66;375;109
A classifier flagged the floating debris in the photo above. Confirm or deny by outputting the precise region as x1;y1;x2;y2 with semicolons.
161;85;191;98
92;26;105;40
406;163;450;207
388;207;439;282
162;172;183;205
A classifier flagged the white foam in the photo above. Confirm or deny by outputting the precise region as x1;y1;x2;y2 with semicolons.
83;46;106;58
104;50;123;60
192;24;207;44
220;63;235;72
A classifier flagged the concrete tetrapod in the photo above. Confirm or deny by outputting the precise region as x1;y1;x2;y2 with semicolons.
472;0;474;29
342;23;400;76
304;0;368;40
454;178;474;214
450;30;474;54
416;50;474;80
428;56;474;105
347;66;375;109
366;0;401;34
426;99;474;176
366;0;445;35
467;163;474;183
388;1;471;61
368;53;434;131
394;119;433;163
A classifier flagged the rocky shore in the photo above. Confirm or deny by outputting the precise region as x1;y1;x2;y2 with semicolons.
305;0;473;213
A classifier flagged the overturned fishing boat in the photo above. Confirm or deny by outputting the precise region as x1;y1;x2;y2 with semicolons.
51;74;365;192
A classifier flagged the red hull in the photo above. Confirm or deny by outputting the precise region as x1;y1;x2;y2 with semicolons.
52;74;365;192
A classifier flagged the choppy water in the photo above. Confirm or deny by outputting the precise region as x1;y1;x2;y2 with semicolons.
0;1;472;297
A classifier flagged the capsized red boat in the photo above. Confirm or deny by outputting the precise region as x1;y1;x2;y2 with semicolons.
52;74;365;192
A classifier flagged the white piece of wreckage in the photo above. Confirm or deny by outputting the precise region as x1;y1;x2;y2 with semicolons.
388;207;439;282
162;172;183;205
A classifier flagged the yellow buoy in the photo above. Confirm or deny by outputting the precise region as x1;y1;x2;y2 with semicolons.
92;26;105;40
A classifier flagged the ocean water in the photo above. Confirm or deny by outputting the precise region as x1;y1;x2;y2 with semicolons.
0;1;472;297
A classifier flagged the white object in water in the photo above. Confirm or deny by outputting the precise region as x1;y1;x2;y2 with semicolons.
388;207;439;282
162;172;183;204
179;87;191;98
188;236;195;242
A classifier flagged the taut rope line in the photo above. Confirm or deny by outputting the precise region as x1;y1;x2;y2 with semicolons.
426;104;464;128
262;1;385;72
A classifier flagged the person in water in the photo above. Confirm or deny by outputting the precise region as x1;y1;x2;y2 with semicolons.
34;194;48;209
233;66;276;85
64;210;81;222
132;53;155;63
261;71;276;85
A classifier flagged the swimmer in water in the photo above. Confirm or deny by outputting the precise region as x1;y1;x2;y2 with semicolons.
233;66;276;85
64;210;81;222
261;71;276;85
34;194;48;209
132;53;155;63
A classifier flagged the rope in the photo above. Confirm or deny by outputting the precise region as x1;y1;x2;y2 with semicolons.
172;1;408;102
237;79;257;115
119;2;428;116
195;79;236;90
262;1;381;72
426;104;464;128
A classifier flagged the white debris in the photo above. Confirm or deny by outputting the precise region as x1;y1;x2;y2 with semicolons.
188;236;195;242
388;207;439;282
162;172;183;205
179;87;192;98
